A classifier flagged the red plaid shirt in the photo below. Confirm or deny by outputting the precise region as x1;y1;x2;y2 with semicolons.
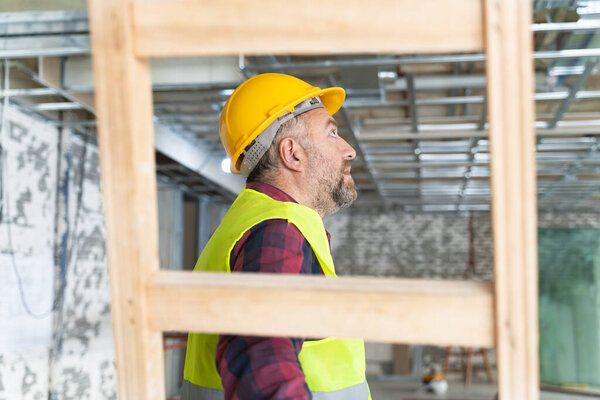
215;182;328;400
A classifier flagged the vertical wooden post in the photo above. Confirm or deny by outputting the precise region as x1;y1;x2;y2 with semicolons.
484;0;539;399
87;0;165;398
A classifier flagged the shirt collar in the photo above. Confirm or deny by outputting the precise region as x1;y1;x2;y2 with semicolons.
246;181;298;203
245;181;332;241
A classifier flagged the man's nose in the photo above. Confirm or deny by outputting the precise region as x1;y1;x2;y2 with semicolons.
341;138;357;160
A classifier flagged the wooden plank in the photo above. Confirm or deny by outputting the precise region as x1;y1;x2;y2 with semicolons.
86;0;165;399
147;271;496;347
132;0;484;58
484;0;539;399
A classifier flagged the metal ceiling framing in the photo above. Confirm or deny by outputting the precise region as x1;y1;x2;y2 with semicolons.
1;2;600;212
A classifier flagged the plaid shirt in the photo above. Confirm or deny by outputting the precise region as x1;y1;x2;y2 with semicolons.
215;182;328;400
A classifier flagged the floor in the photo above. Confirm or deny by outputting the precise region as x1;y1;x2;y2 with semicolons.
367;378;600;400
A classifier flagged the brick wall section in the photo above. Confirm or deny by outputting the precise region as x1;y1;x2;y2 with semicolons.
325;209;495;280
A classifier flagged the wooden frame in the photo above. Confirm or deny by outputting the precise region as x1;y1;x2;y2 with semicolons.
132;0;484;57
87;0;538;399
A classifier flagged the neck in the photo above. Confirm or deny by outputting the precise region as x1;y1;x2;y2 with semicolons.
260;175;328;218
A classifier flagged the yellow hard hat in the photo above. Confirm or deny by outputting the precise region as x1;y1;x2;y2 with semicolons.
219;73;346;175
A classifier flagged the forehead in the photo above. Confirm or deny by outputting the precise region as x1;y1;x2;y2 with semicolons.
303;108;337;131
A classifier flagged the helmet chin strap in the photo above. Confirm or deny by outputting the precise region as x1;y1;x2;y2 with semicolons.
239;96;325;177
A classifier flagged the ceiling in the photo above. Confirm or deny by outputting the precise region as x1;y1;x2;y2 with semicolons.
1;0;600;213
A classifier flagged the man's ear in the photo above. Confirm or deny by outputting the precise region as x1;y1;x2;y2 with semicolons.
278;137;305;172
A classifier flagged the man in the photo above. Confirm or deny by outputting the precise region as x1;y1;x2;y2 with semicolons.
182;73;369;400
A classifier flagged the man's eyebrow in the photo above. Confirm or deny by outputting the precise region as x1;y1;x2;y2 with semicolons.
323;117;338;130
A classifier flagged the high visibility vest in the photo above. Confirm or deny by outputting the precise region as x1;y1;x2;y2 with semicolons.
182;188;370;400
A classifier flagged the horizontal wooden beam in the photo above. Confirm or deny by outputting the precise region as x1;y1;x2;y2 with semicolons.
133;0;484;58
147;271;495;347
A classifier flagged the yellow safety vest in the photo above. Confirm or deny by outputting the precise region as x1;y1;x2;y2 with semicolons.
182;188;369;399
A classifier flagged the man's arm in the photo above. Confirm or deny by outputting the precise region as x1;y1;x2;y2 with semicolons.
216;335;308;399
215;219;320;400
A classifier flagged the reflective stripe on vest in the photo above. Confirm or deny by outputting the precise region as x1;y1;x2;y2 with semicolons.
181;379;370;400
183;188;368;398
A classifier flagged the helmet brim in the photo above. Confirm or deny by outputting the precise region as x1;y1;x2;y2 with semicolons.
318;86;346;117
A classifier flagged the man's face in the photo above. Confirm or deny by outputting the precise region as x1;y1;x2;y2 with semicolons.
302;108;357;215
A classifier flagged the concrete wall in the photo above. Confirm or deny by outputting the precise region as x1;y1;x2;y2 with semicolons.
0;106;115;399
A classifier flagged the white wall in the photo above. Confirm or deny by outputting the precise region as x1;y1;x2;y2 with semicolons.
0;106;115;399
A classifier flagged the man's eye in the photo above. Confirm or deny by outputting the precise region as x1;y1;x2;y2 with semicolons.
329;130;338;137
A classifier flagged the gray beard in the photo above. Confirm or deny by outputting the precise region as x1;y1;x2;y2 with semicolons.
313;175;357;216
332;175;357;211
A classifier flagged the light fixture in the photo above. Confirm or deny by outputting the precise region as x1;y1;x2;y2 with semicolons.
221;158;231;173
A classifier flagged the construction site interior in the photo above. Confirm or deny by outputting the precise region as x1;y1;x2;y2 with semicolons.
1;0;600;399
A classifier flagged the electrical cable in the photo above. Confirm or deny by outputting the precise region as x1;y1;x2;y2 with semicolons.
52;134;88;356
52;130;70;325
